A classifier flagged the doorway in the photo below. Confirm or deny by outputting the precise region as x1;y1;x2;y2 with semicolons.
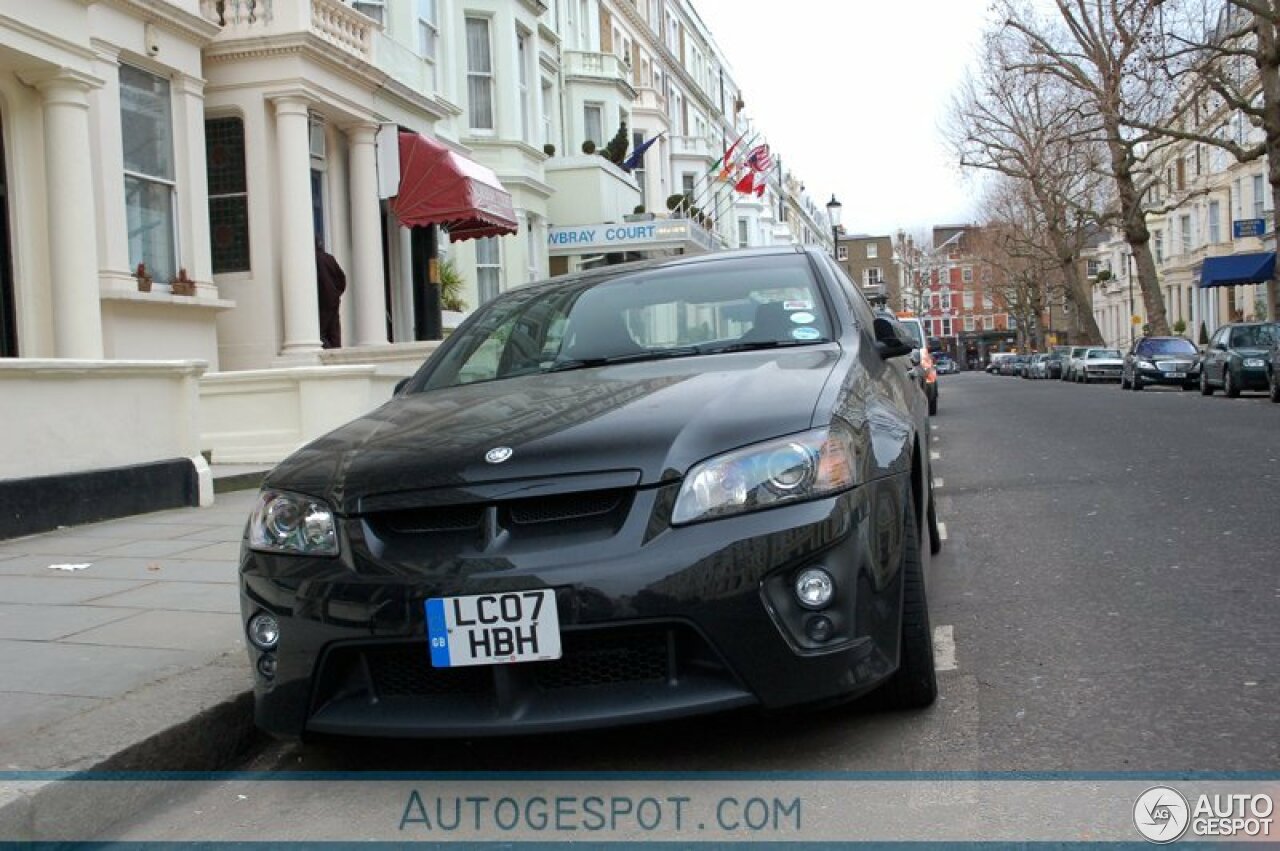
0;117;17;357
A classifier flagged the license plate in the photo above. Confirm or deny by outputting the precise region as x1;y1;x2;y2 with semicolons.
425;590;561;668
1167;372;1186;378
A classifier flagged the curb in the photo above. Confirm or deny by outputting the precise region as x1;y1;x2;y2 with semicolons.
213;469;270;494
0;652;257;842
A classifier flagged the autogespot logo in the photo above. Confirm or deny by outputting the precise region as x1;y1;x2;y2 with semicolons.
485;447;513;464
1134;786;1190;844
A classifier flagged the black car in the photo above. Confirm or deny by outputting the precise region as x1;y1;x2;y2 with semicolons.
239;247;942;738
1121;336;1200;391
1270;340;1280;403
1200;321;1280;397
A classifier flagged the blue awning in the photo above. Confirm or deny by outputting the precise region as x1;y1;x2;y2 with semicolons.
1199;252;1276;288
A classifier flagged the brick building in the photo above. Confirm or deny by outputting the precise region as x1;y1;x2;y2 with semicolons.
835;233;900;308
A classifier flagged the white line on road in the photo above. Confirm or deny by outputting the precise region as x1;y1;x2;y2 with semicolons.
933;477;944;489
937;522;948;541
933;625;957;672
930;450;941;460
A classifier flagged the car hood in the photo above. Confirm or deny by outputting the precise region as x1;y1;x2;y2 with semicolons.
264;347;841;514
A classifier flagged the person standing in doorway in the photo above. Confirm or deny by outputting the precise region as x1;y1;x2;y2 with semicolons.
315;237;346;349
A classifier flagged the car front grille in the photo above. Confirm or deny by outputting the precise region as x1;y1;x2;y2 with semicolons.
1155;360;1193;371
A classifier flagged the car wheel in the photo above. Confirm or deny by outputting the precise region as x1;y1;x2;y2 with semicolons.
1132;374;1143;391
874;505;937;710
1201;370;1214;396
1120;373;1129;389
1270;369;1280;403
1224;367;1240;398
928;389;938;417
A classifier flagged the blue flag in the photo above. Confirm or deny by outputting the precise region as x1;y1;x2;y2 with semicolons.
621;132;664;172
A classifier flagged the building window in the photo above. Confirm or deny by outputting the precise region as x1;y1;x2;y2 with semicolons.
865;243;877;259
941;318;952;336
351;0;385;25
466;17;495;131
865;267;883;285
417;0;437;59
1180;214;1191;253
476;236;501;302
205;117;249;274
983;293;993;310
517;30;532;143
526;214;541;283
632;130;647;208
836;245;848;261
1254;174;1267;219
681;172;695;197
941;291;952;311
964;316;975;332
542;78;554;147
1208;200;1220;244
121;64;177;283
737;217;749;248
1154;229;1164;264
962;266;973;283
584;103;603;148
963;291;974;309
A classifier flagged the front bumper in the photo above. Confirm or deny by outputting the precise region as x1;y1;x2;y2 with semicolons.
1237;366;1270;390
1084;367;1122;381
1135;365;1199;385
240;476;911;737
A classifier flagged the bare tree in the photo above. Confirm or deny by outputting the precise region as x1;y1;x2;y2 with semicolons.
1000;0;1178;336
893;228;933;314
1136;0;1280;320
949;23;1108;343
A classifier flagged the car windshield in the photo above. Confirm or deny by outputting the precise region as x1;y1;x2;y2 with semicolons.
1087;349;1121;359
1228;323;1279;348
1136;338;1198;356
415;255;833;390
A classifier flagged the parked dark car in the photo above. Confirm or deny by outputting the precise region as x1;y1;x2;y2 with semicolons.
1121;336;1200;391
1043;346;1070;379
1200;321;1280;397
239;247;942;739
1271;340;1280;403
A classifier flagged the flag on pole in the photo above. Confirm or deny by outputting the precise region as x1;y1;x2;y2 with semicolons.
620;132;664;172
715;131;752;182
744;144;773;173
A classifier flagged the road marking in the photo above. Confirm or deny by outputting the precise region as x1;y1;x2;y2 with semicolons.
933;625;957;671
933;477;944;489
937;522;948;541
930;450;941;460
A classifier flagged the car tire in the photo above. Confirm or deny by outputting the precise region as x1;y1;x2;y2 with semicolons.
928;389;938;417
1201;370;1214;396
1224;367;1240;398
1132;375;1143;391
1270;369;1280;403
927;483;942;556
874;505;937;710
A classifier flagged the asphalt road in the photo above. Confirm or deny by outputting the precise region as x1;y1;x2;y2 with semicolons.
100;371;1280;837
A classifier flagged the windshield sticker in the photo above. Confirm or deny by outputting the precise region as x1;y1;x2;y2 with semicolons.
789;311;816;324
783;300;813;311
792;327;821;341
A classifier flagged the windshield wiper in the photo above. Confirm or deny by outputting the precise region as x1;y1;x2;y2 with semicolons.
547;347;702;373
697;339;827;355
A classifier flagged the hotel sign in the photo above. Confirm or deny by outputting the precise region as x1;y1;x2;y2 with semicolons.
547;219;720;255
1233;218;1266;239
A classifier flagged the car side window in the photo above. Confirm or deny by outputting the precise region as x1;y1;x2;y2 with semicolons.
820;255;875;336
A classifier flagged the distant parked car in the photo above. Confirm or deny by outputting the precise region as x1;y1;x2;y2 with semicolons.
1042;348;1068;379
1026;354;1047;379
1270;339;1280;403
934;355;958;375
1122;336;1200;391
1062;346;1090;382
896;316;938;415
1077;347;1124;383
988;352;1015;374
1000;355;1023;376
1199;322;1280;397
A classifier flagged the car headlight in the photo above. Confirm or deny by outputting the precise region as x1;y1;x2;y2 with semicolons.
1137;359;1155;370
672;424;857;525
248;489;339;556
1243;358;1265;368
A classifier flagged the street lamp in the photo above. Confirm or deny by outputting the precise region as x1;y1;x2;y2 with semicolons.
826;194;842;262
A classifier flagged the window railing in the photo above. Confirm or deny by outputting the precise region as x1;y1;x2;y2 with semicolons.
199;0;376;65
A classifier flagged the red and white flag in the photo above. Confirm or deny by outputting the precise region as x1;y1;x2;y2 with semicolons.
744;143;773;173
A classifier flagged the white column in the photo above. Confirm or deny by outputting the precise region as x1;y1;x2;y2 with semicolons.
176;75;213;286
348;122;388;346
273;96;322;357
33;71;105;359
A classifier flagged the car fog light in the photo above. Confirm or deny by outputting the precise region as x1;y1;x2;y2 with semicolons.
795;567;834;610
806;615;835;642
257;654;277;678
247;612;280;650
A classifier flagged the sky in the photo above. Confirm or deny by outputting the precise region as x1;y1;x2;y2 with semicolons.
692;0;996;237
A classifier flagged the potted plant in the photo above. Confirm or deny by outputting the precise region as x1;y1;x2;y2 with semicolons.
171;268;196;296
437;258;468;312
623;204;654;223
581;140;596;154
1172;318;1187;336
542;143;555;157
134;262;152;293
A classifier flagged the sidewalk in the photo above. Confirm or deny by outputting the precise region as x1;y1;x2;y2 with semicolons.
0;484;261;772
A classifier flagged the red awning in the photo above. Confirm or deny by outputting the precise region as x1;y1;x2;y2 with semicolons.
390;131;518;242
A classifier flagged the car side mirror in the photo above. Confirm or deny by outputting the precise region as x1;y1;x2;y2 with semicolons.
909;349;922;366
394;377;410;396
872;317;913;360
1214;342;1228;351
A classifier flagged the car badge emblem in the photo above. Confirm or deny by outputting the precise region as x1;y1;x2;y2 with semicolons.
485;447;513;464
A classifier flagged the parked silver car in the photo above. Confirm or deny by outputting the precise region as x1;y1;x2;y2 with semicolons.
1076;347;1124;383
